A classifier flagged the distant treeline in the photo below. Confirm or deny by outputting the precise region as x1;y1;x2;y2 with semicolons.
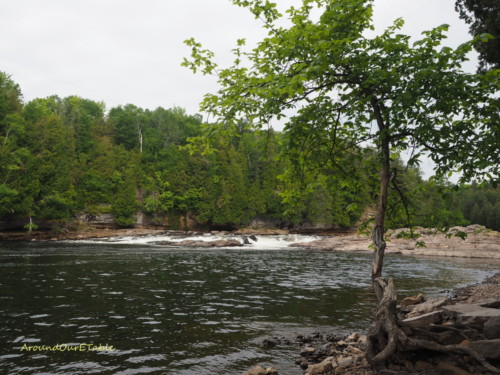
0;72;498;231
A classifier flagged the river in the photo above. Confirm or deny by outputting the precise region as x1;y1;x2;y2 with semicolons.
0;235;498;375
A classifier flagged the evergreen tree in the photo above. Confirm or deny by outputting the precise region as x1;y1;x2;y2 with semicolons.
111;169;137;227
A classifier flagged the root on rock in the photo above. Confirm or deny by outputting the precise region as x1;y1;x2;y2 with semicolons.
365;277;500;374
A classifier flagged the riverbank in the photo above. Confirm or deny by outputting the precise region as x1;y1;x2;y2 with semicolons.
0;226;290;242
2;224;499;374
248;272;500;375
1;224;499;261
293;225;500;259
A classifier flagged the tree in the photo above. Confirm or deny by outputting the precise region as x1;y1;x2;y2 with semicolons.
108;104;145;151
23;107;77;221
60;96;105;154
0;72;26;216
111;168;137;227
0;72;22;121
183;0;499;370
455;0;500;72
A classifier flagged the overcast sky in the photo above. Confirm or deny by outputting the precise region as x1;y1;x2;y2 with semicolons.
2;0;475;115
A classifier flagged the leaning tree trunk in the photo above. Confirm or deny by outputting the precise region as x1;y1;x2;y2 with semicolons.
371;133;390;302
369;98;391;302
365;100;396;368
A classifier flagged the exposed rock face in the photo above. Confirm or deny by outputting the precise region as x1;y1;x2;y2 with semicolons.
292;225;500;259
407;297;450;318
151;239;243;247
247;215;289;230
443;301;500;318
402;310;442;328
77;212;116;227
235;228;288;235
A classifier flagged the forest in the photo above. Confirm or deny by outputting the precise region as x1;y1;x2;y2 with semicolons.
0;71;498;232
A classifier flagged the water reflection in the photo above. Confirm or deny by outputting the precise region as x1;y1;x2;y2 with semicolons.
0;242;497;375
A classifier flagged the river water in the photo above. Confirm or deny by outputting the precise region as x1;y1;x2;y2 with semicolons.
0;235;498;375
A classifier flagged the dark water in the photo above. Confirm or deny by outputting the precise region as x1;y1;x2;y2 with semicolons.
0;241;498;375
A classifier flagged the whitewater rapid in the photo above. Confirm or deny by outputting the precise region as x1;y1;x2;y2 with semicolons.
75;233;321;249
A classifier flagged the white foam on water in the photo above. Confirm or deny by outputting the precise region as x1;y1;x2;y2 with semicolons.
75;233;321;249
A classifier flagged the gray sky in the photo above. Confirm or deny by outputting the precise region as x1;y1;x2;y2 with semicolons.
1;0;475;116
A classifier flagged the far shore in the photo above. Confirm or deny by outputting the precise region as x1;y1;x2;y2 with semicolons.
0;224;499;260
0;226;292;242
292;224;500;259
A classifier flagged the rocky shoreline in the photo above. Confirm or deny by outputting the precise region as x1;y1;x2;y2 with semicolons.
293;225;500;259
0;226;289;242
3;224;498;264
247;273;500;375
2;224;499;374
1;225;498;261
245;273;500;375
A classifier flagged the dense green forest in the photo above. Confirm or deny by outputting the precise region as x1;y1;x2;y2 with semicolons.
0;71;498;232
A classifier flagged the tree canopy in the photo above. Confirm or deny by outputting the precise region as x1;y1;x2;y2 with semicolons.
183;0;499;251
184;0;498;184
183;0;499;366
455;0;500;72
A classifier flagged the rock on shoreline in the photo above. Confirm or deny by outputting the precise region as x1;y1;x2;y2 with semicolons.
150;239;244;247
292;225;500;259
249;273;500;375
1;224;498;260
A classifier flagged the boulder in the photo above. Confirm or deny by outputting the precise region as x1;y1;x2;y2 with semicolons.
468;339;500;360
156;239;244;247
442;300;500;328
212;239;243;247
402;310;442;328
335;356;353;367
400;293;425;306
245;365;267;375
346;332;359;341
262;338;278;348
484;316;500;339
245;365;278;375
305;358;333;375
300;346;315;357
407;297;450;318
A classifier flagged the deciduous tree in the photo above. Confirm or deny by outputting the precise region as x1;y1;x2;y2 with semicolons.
183;0;499;369
455;0;500;72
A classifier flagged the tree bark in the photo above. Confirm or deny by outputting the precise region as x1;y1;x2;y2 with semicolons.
371;99;391;302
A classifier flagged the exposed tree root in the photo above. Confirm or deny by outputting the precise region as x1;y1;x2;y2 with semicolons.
366;277;500;374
